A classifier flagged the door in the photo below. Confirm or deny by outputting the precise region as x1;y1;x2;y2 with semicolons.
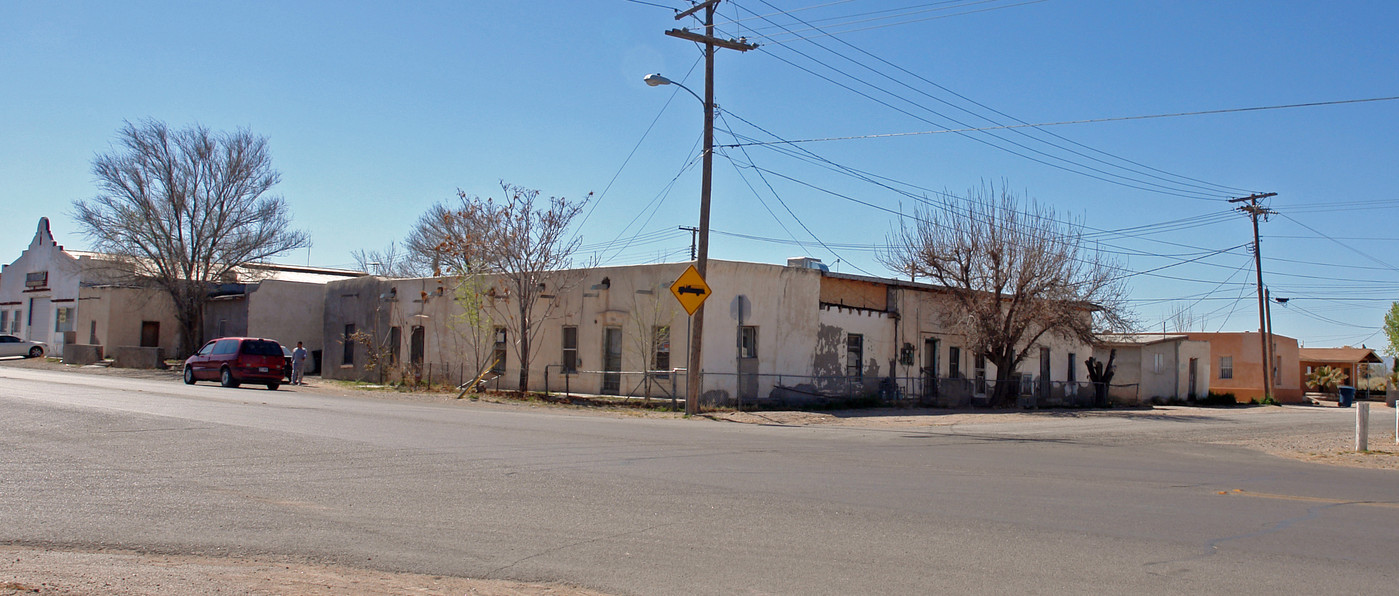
1188;358;1199;399
922;337;938;397
1039;347;1052;400
410;326;425;367
27;297;50;343
140;321;160;348
602;327;622;395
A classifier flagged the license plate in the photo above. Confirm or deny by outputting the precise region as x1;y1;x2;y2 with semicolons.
258;367;268;372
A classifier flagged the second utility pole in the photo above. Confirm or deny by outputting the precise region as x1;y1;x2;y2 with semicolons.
1230;191;1277;401
665;0;755;415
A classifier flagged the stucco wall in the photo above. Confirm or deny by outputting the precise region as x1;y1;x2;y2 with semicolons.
79;286;180;354
247;280;329;354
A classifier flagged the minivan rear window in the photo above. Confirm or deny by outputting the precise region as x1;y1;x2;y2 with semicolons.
240;340;283;356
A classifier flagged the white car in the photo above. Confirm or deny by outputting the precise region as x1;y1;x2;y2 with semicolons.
0;335;47;358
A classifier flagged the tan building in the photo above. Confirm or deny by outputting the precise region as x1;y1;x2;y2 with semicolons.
203;264;365;370
322;258;1097;407
1094;334;1211;404
1184;332;1303;403
1298;346;1382;391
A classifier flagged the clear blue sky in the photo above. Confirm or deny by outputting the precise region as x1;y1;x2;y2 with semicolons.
3;1;1396;349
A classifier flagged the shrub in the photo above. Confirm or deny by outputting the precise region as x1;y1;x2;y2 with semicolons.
1199;391;1237;406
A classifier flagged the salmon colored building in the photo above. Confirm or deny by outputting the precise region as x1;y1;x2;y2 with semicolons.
1184;332;1303;403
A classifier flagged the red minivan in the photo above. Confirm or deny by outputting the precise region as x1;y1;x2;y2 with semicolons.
183;337;287;390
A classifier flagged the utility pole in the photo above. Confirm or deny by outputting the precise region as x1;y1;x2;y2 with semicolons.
1230;192;1278;401
664;0;756;415
678;226;698;260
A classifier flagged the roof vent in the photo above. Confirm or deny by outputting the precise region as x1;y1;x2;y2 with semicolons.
786;257;829;272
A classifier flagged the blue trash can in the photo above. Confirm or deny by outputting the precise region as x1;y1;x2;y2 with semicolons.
1337;385;1355;408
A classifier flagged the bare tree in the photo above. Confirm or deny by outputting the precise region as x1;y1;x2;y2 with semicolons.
73;120;309;355
351;242;423;278
403;197;487;276
881;184;1131;407
437;182;590;394
628;282;678;401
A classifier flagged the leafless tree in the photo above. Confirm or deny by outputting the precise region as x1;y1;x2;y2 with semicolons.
881;184;1131;407
403;198;487;276
628;282;678;401
72;120;308;355
437;182;590;394
351;242;423;278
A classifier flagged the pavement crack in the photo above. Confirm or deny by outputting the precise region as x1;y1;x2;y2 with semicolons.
483;521;683;579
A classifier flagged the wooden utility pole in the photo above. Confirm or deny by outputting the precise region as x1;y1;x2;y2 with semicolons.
664;0;756;415
678;226;698;260
1230;192;1277;400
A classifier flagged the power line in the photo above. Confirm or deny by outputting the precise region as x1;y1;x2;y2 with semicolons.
736;0;1249;200
721;96;1399;148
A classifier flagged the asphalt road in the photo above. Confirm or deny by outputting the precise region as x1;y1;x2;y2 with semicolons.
2;366;1396;595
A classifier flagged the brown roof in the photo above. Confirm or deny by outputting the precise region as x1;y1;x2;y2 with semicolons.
1298;347;1382;364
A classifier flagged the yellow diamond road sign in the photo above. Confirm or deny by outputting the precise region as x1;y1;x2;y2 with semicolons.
669;264;711;316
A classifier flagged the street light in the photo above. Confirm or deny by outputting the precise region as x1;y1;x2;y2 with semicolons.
645;71;714;416
643;73;703;104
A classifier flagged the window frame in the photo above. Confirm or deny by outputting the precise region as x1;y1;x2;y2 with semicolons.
562;326;578;373
846;333;864;380
738;326;757;360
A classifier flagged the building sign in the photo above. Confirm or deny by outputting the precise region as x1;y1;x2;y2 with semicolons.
25;271;47;288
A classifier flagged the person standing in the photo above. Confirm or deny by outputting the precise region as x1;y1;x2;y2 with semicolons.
291;341;308;385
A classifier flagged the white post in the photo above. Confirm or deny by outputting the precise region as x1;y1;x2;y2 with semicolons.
1355;402;1369;452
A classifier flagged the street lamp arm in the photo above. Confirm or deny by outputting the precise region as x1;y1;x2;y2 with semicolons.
643;73;703;105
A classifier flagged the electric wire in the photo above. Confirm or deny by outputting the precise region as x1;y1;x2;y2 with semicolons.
736;0;1249;200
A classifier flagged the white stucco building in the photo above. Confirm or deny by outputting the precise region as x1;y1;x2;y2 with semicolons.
0;218;173;355
322;258;1098;407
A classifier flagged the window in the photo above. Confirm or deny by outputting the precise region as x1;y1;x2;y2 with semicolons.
492;327;507;374
846;333;864;380
1219;356;1233;379
342;324;356;365
948;346;961;379
739;326;757;359
1068;353;1078;383
652;325;671;371
0;311;7;334
239;340;281;356
1153;353;1164;374
562;326;578;373
214;339;239;355
13;309;21;332
55;307;74;333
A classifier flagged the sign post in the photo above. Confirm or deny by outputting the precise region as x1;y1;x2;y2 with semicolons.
670;265;711;413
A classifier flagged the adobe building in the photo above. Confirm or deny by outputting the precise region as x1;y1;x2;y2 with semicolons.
322;258;1097;407
1184;331;1303;403
1297;346;1383;391
0;218;179;358
1094;334;1211;404
2;217;362;365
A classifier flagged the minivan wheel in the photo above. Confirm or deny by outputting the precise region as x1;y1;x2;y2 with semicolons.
183;366;196;385
266;382;280;391
220;367;240;388
27;346;43;358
